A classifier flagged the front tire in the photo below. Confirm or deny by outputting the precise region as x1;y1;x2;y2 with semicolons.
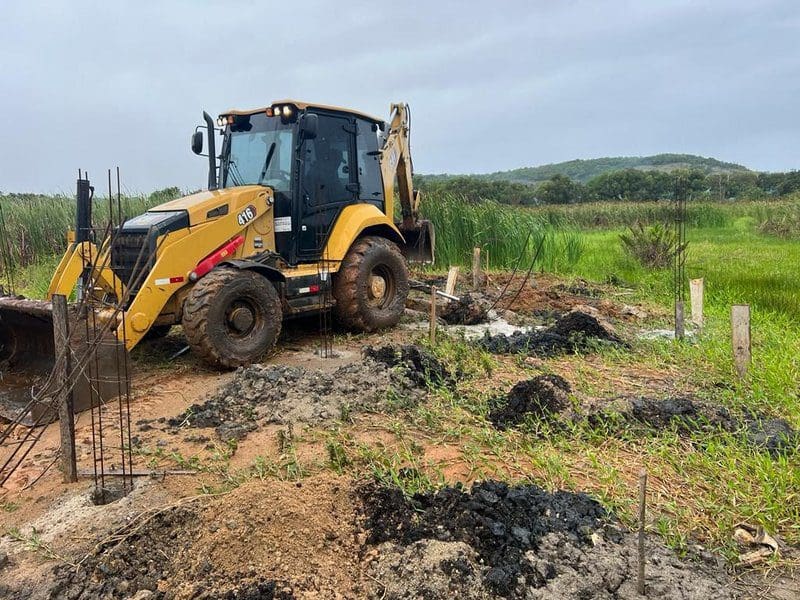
182;268;282;368
333;236;409;332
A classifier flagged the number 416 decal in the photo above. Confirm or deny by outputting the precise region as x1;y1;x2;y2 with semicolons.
237;205;257;226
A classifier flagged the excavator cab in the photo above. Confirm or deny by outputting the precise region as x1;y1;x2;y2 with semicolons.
211;102;433;266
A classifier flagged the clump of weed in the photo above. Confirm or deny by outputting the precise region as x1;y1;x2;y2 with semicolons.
619;221;687;268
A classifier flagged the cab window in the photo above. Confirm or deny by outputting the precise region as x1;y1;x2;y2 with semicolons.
356;118;384;205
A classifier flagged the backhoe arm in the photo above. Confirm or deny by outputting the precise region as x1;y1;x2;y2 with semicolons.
377;102;435;263
380;103;420;229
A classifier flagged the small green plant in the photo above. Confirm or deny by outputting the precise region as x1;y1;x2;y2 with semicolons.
618;221;687;268
326;439;351;473
6;526;72;564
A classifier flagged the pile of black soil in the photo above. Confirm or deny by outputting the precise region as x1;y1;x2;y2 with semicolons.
439;293;489;325
480;310;623;357
361;480;614;596
591;396;799;455
168;359;424;441
363;344;452;389
488;375;571;430
46;508;293;600
362;481;735;599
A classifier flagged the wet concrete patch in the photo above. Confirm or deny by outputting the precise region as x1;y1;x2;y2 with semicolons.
168;358;425;441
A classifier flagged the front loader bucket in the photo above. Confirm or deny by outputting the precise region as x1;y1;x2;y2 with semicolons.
399;219;436;265
0;296;127;426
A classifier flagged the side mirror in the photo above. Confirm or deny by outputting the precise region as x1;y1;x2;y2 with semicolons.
191;131;203;155
299;113;318;141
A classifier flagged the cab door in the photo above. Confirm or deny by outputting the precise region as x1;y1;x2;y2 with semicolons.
296;113;357;260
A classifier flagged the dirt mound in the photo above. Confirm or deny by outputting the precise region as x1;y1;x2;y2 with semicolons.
168;360;424;440
362;344;452;388
745;416;798;455
361;480;614;596
48;507;289;600
590;396;799;455
440;293;489;325
362;480;733;599
480;310;623;357
489;375;571;429
47;477;366;599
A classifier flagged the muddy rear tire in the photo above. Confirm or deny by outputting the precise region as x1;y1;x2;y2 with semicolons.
333;236;409;332
182;268;282;368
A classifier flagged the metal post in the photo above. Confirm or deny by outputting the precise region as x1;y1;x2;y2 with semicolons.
53;294;77;483
672;176;687;342
429;286;437;344
637;468;647;596
675;301;685;340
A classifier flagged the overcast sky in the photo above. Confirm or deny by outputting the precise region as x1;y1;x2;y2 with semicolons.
2;0;798;193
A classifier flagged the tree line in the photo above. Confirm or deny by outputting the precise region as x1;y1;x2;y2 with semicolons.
415;169;800;205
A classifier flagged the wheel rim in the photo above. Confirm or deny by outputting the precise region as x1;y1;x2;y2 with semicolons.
224;298;261;337
367;265;395;308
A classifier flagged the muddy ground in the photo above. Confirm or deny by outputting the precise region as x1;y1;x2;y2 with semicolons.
0;475;741;599
165;357;427;442
0;273;796;598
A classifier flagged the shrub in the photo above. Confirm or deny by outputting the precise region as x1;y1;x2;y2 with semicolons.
618;221;687;268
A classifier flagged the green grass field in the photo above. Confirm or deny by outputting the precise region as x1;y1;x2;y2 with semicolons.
2;191;798;557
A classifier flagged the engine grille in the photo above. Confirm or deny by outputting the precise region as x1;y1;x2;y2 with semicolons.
111;232;152;301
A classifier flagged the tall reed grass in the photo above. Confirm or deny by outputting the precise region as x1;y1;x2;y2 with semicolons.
0;191;176;266
420;192;585;271
530;195;800;230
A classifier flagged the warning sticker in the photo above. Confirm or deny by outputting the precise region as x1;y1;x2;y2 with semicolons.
274;216;292;233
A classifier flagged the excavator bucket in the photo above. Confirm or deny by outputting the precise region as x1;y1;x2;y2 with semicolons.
0;295;126;426
399;219;436;265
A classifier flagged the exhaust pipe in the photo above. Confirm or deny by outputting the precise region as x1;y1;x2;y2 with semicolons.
75;175;94;243
203;111;218;191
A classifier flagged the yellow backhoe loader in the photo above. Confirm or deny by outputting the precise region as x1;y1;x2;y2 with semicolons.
0;100;434;422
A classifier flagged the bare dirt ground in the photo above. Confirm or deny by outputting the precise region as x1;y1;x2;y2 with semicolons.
0;273;797;599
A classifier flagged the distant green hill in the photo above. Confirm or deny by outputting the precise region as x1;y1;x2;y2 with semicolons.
422;154;751;185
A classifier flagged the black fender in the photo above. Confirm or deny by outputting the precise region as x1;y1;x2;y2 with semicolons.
219;259;286;283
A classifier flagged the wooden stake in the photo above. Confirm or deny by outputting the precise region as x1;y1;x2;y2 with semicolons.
675;300;685;340
690;278;704;327
445;266;459;297
638;468;648;596
429;286;437;344
52;294;77;483
731;304;751;379
472;247;481;288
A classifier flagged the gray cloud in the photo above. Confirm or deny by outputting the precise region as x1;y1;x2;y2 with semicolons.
1;0;798;193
